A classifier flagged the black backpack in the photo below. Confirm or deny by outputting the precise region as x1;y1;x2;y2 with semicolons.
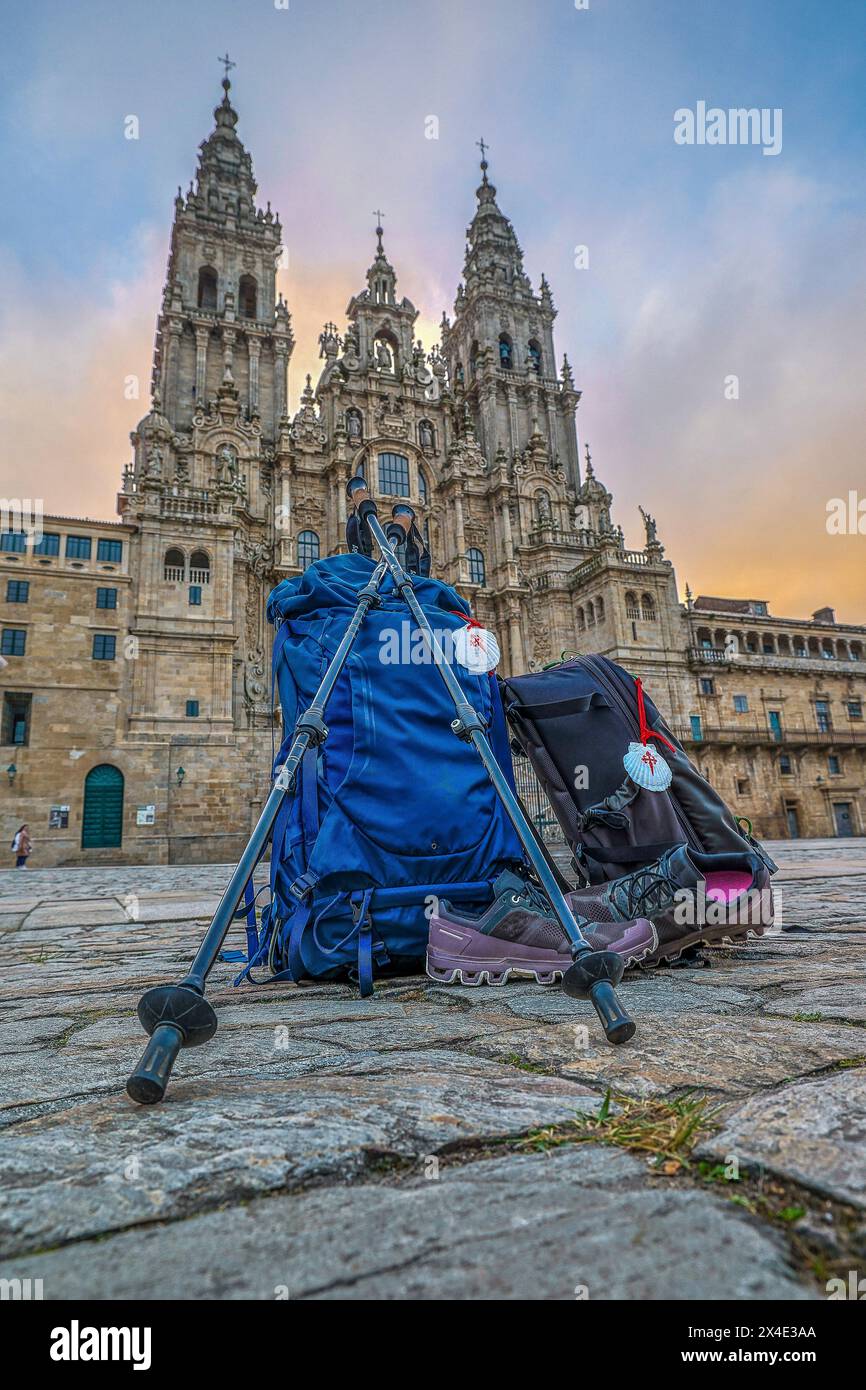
501;654;777;886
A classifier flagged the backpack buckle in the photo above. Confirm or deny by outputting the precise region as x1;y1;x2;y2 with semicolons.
350;890;373;929
288;871;318;902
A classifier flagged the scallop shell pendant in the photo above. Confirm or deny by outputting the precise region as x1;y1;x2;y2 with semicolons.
453;624;501;673
624;741;672;791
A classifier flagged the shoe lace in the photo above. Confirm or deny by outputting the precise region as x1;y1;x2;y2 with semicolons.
610;865;676;919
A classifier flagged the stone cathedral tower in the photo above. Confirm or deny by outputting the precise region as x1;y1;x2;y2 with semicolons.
118;73;293;756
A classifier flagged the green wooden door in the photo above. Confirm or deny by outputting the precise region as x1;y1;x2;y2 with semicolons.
82;765;124;849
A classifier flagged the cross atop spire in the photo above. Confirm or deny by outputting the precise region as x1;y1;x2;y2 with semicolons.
476;136;490;181
218;52;236;84
372;209;386;253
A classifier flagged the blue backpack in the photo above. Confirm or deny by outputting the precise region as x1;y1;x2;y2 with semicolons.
233;553;525;995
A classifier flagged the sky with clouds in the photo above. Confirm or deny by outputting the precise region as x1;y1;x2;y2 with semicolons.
1;0;864;619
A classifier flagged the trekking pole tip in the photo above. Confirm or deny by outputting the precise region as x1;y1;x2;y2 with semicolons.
126;984;218;1106
126;1024;184;1104
561;949;636;1045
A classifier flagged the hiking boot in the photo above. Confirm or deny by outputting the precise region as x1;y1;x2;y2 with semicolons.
426;869;656;986
567;845;773;966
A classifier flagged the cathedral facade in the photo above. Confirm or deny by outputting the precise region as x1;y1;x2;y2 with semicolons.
2;77;864;864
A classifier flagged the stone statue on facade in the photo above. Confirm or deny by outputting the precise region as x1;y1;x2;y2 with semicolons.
639;506;658;546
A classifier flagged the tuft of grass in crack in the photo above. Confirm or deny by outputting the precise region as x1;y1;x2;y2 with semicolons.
515;1089;722;1171
503;1052;549;1075
792;1011;828;1023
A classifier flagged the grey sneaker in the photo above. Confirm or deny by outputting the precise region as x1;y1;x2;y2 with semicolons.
568;845;772;965
426;870;656;986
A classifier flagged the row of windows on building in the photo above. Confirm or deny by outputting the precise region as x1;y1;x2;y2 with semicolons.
0;532;123;562
576;594;658;631
460;336;545;377
1;629;117;659
197;267;258;318
4;581;118;608
163;549;211;583
2;691;202;747
697;682;863;726
696;629;864;662
625;593;657;621
689;697;862;742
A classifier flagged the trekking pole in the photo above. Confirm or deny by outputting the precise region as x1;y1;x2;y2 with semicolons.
125;559;390;1105
347;481;636;1045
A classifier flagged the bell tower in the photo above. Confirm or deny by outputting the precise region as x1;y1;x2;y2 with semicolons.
150;63;293;445
441;145;582;491
118;64;294;750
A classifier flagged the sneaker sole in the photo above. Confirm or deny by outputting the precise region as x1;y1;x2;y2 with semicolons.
643;922;766;967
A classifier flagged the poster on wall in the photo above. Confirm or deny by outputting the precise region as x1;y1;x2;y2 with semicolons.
49;806;69;829
136;805;156;826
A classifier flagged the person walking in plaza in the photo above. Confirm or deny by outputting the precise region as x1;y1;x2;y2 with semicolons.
11;824;32;868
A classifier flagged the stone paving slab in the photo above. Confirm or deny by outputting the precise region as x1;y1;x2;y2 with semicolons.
764;982;866;1024
699;1069;866;1210
0;1053;601;1257
466;1013;865;1098
0;1147;814;1301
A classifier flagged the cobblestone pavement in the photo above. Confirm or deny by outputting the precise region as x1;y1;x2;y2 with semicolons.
0;839;864;1300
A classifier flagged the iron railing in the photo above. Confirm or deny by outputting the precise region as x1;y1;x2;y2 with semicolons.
512;756;565;844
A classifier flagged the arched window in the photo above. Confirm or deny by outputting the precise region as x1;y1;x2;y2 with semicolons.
528;339;542;374
596;596;605;623
82;765;124;849
498;335;513;370
190;550;211;585
238;275;257;319
641;593;656;621
164;548;185;581
378;451;410;497
467;547;486;586
418;468;428;505
469;342;479;379
625;591;641;620
297;530;320;569
197;266;218;311
577;606;585;632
